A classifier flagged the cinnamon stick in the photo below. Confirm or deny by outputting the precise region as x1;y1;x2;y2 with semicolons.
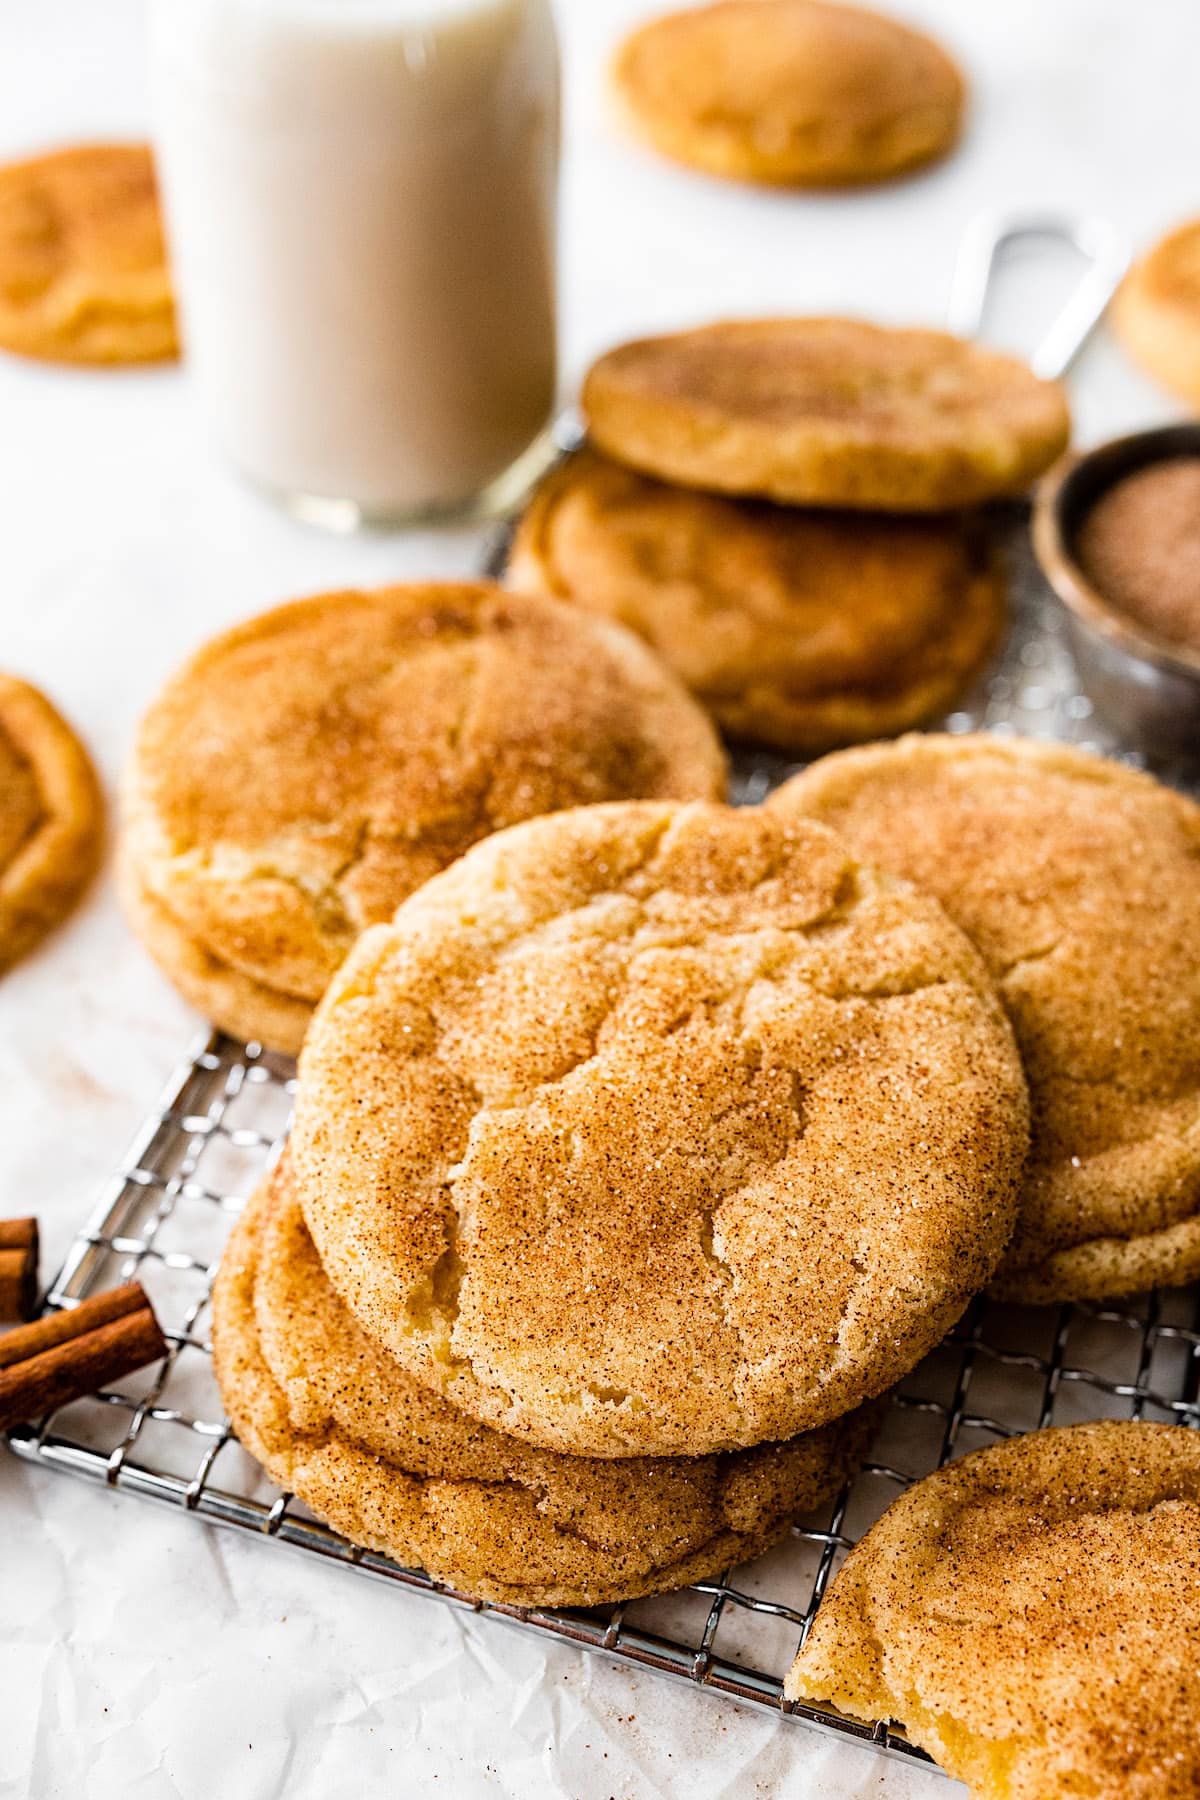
0;1218;38;1323
0;1281;167;1432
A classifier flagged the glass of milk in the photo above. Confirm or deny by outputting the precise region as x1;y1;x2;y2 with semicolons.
148;0;559;528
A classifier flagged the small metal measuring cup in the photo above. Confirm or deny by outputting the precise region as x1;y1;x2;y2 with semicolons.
1033;426;1200;760
952;209;1200;760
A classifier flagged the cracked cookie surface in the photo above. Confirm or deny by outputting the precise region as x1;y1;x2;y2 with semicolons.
771;735;1200;1302
0;143;176;364
612;0;965;189
291;800;1028;1458
582;317;1070;512
213;1160;880;1606
505;445;1005;754
119;583;726;1053
0;672;103;972
786;1421;1200;1800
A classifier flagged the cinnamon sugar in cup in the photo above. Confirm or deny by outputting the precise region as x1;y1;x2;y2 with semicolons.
1033;424;1200;760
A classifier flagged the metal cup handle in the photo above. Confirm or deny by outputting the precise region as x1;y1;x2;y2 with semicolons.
948;208;1130;379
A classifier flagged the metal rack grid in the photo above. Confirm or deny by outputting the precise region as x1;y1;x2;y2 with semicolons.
7;518;1200;1770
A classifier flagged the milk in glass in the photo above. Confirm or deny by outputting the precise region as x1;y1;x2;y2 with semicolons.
149;0;559;524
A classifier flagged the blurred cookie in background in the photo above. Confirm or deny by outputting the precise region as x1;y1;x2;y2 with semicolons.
0;672;103;974
505;446;1005;755
1113;217;1200;409
611;0;965;188
0;143;177;365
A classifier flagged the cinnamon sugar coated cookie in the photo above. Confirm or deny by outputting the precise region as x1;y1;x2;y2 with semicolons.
505;446;1005;753
582;318;1070;511
291;800;1029;1459
771;735;1200;1302
0;143;176;364
213;1163;881;1607
119;583;726;1053
0;673;102;973
612;0;965;188
1113;218;1200;409
786;1421;1200;1800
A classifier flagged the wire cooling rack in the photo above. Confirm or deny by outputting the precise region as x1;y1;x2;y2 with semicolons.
7;515;1200;1770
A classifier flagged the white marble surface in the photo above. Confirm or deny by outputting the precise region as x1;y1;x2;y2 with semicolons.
0;2;1194;1794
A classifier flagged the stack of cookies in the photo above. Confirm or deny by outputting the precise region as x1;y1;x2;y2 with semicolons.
201;730;1200;1619
119;576;1026;1604
122;541;1200;1724
212;794;1033;1605
215;1157;882;1606
505;316;1071;755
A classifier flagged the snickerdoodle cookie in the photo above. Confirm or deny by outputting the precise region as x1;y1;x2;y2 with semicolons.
291;800;1028;1459
582;318;1070;511
1113;218;1200;409
786;1421;1200;1800
612;0;965;188
119;584;726;1054
0;144;176;364
505;446;1005;754
771;735;1200;1302
0;673;102;973
214;1162;880;1607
